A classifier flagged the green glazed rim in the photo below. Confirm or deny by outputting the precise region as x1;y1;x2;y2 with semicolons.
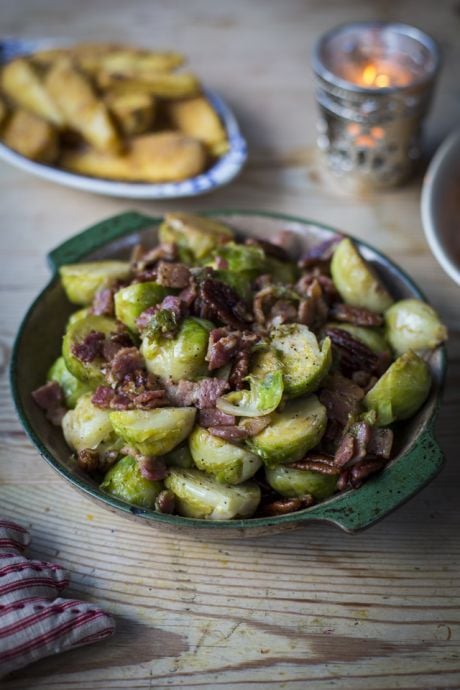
10;210;446;533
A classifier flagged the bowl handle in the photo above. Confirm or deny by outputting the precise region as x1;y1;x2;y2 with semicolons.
304;420;445;532
47;210;157;272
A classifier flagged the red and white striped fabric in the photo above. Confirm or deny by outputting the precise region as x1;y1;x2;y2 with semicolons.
0;519;115;677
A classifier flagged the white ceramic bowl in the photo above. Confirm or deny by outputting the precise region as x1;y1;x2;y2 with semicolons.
421;127;460;285
0;37;247;199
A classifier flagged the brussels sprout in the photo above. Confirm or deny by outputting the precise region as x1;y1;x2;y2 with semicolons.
159;212;234;261
216;351;284;417
114;281;169;332
100;455;163;508
265;256;298;284
364;351;432;426
60;260;131;305
265;465;337;500
141;317;213;382
325;322;390;354
67;308;90;327
209;242;266;273
331;238;393;313
213;269;253;301
165;468;261;519
189;426;262;484
109;407;196;455
164;444;194;469
385;299;447;356
270;324;332;398
62;392;114;453
62;315;118;384
247;395;327;466
47;356;93;408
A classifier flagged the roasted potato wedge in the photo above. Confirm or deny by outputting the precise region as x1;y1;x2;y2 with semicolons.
86;49;184;79
45;58;121;152
61;131;206;182
167;96;228;155
105;90;155;136
2;108;59;163
2;58;63;126
99;71;200;99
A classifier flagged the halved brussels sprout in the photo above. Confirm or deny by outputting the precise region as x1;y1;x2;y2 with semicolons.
165;468;261;519
114;281;169;332
331;238;393;313
159;212;234;261
385;299;447;356
100;455;163;508
62;392;114;453
189;426;262;484
141;316;213;382
209;242;266;273
246;395;327;466
216;350;284;417
164;443;194;469
213;269;253;301
325;322;390;354
62;314;118;384
67;308;90;327
47;356;93;408
270;324;331;398
265;465;337;500
60;260;131;305
265;256;298;285
109;407;196;455
364;351;431;426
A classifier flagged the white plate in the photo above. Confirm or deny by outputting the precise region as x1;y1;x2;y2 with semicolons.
0;37;247;199
421;127;460;286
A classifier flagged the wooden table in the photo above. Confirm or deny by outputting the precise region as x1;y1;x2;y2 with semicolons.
1;1;459;688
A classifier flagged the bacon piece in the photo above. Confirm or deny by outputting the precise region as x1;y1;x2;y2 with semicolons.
71;330;105;363
208;425;249;442
334;433;356;467
31;381;67;425
109;347;144;383
137;456;168;481
92;386;115;408
350;458;385;487
238;416;272;437
155;489;176;514
165;378;229;409
298;236;342;269
206;328;240;370
91;287;115;317
319;374;365;426
245;237;290;261
156;261;191;289
198;408;235;427
368;428;393;459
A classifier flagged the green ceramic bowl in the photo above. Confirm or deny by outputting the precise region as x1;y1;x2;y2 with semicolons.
10;211;446;536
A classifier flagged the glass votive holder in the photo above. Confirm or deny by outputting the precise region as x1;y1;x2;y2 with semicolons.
312;21;441;190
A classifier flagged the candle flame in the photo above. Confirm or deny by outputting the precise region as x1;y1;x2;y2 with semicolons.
362;64;391;88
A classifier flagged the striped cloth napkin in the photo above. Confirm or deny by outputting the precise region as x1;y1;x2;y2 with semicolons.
0;518;115;677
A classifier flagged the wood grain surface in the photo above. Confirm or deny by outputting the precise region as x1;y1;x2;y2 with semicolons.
1;1;459;688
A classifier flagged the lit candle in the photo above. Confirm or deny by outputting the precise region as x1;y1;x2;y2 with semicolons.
312;22;441;189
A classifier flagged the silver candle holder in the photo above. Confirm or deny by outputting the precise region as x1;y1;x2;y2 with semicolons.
312;22;441;190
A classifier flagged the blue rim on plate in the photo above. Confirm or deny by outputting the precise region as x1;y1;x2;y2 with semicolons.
0;37;248;199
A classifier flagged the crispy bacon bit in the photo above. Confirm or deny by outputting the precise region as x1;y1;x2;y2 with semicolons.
155;489;176;514
31;381;67;425
91;287;115;316
245;237;290;261
132;390;169;409
131;242;177;271
319;374;365;426
206;328;240;370
136;305;157;330
368;427;393;459
259;495;315;517
102;331;133;362
178;280;198;308
92;386;115;408
329;302;384;326
109;347;144;383
298;236;342;269
208;425;249;442
325;327;380;375
165;378;228;409
77;449;100;476
72;330;105;362
138;456;168;481
253;286;299;327
156;261;191;289
198;408;235;427
334;433;356;466
228;350;251;390
195;278;252;329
